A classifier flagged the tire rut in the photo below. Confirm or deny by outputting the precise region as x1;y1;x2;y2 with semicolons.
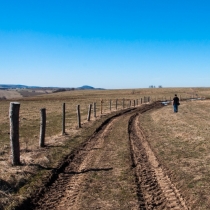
128;112;189;210
33;117;121;210
54;118;117;209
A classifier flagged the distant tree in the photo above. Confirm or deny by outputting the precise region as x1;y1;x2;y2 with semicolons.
158;85;162;88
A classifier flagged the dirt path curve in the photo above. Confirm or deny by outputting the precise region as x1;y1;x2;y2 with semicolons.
17;102;190;210
56;118;117;209
31;108;140;210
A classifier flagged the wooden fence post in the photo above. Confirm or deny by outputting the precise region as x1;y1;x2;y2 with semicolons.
136;99;138;106
93;102;96;118
122;98;124;109
62;103;65;135
77;105;81;128
87;104;92;121
39;108;46;147
141;98;142;104
110;100;111;111
9;102;21;166
129;100;131;108
116;99;118;110
101;99;103;114
133;100;135;107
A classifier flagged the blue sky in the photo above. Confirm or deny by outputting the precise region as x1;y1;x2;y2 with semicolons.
0;0;210;89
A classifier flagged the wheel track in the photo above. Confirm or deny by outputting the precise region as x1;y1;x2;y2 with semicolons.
128;112;189;210
34;117;119;210
55;118;117;210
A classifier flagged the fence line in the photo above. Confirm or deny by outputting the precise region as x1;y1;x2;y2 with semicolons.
8;95;204;165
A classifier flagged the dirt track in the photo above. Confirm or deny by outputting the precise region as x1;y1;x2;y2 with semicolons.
16;102;189;210
128;113;188;210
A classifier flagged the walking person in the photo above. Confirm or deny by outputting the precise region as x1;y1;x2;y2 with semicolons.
173;94;180;113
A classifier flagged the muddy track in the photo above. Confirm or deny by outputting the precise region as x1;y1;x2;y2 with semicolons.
16;102;189;210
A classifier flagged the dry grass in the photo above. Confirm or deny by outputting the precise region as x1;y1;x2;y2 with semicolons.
1;87;210;209
140;100;210;210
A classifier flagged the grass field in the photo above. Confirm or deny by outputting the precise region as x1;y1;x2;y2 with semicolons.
1;87;210;209
140;100;210;209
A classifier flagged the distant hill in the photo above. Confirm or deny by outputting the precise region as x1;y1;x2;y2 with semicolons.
77;85;95;90
77;85;105;90
0;84;105;90
0;84;41;89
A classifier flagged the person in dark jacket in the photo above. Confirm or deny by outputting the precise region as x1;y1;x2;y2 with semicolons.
173;94;179;113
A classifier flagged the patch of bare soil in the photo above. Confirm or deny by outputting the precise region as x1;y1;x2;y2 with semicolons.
18;89;53;98
14;102;190;210
0;90;22;99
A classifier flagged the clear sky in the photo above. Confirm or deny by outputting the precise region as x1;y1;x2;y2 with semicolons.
0;0;210;89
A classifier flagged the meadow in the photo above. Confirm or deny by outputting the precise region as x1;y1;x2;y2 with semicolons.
1;87;210;209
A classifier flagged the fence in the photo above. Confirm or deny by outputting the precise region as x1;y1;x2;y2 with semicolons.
7;94;204;165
